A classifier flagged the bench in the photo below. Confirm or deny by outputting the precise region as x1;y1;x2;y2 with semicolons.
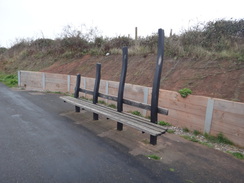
60;28;169;145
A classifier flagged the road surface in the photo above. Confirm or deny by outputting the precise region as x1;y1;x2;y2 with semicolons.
0;83;243;183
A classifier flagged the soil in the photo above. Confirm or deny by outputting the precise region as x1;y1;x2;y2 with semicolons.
41;54;244;102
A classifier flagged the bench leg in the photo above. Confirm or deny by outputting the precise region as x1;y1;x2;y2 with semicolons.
75;106;80;112
117;122;123;131
93;113;99;120
150;135;157;145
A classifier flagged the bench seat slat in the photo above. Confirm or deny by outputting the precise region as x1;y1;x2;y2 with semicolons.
60;96;167;136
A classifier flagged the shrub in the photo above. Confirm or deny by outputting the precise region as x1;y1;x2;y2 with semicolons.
178;88;192;98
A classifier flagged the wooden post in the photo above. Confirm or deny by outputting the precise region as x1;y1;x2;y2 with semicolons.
93;63;101;120
117;47;128;131
151;29;164;124
74;74;81;112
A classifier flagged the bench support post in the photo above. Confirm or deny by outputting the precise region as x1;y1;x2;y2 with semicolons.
151;29;165;124
93;63;101;120
150;135;157;145
74;74;81;112
117;47;128;131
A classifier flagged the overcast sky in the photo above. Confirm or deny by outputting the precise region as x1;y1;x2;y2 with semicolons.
0;0;243;47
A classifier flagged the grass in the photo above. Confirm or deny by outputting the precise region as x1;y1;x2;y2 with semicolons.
107;103;116;109
131;111;142;117
146;155;160;160
183;127;190;132
204;133;234;145
182;135;199;143
167;129;175;134
227;152;244;160
193;130;201;136
0;73;18;87
158;121;171;126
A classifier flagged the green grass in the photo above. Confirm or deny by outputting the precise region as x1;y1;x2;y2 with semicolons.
183;127;190;132
182;135;199;143
158;121;171;126
167;129;175;134
131;111;142;117
146;155;160;160
107;103;116;109
0;73;18;87
98;100;106;105
204;133;234;145
193;130;201;136
227;152;244;160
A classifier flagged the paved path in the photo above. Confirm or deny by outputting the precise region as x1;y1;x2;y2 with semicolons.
0;83;180;183
0;83;243;183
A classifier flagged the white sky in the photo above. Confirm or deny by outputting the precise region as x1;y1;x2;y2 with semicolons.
0;0;243;47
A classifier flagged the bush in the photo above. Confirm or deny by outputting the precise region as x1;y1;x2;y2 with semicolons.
178;88;192;98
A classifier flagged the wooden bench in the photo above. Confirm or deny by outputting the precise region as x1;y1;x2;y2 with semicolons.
60;29;169;145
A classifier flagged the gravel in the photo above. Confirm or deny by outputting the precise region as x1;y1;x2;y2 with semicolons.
167;126;244;155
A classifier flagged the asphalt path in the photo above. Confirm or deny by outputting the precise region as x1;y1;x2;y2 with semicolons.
0;83;181;183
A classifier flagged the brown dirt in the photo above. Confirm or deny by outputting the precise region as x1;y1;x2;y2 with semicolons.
41;54;244;102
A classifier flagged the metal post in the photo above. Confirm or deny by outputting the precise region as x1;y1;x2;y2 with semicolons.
93;63;101;120
151;29;165;124
74;74;81;112
117;47;128;131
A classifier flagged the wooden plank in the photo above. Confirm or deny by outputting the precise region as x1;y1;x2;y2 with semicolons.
64;96;167;132
214;98;244;115
60;96;166;135
212;110;244;127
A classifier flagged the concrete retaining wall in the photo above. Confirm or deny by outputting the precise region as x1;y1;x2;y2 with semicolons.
18;70;244;147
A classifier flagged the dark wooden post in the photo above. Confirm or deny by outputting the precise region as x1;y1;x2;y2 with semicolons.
74;74;81;112
117;47;128;131
93;63;101;120
150;29;165;145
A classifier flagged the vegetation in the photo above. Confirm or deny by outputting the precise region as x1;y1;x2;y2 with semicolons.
204;133;234;145
183;127;190;132
0;73;18;87
146;154;161;160
0;19;243;74
227;152;244;160
158;121;171;126
178;88;192;98
131;111;143;116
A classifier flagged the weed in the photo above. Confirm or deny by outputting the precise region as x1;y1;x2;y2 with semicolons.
182;135;199;142
0;73;18;87
178;88;192;98
146;155;160;160
193;130;201;136
158;121;171;126
198;142;214;148
169;168;175;172
107;104;116;109
131;111;142;117
98;100;106;105
227;152;244;160
204;133;234;145
183;127;190;132
167;129;175;134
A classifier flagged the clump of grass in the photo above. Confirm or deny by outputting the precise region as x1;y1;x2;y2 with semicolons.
158;121;171;126
183;127;190;132
167;129;175;134
204;133;234;145
0;73;18;87
182;135;199;142
227;152;244;160
193;130;201;136
107;103;116;109
98;100;106;104
131;111;142;117
178;88;192;98
146;155;160;160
